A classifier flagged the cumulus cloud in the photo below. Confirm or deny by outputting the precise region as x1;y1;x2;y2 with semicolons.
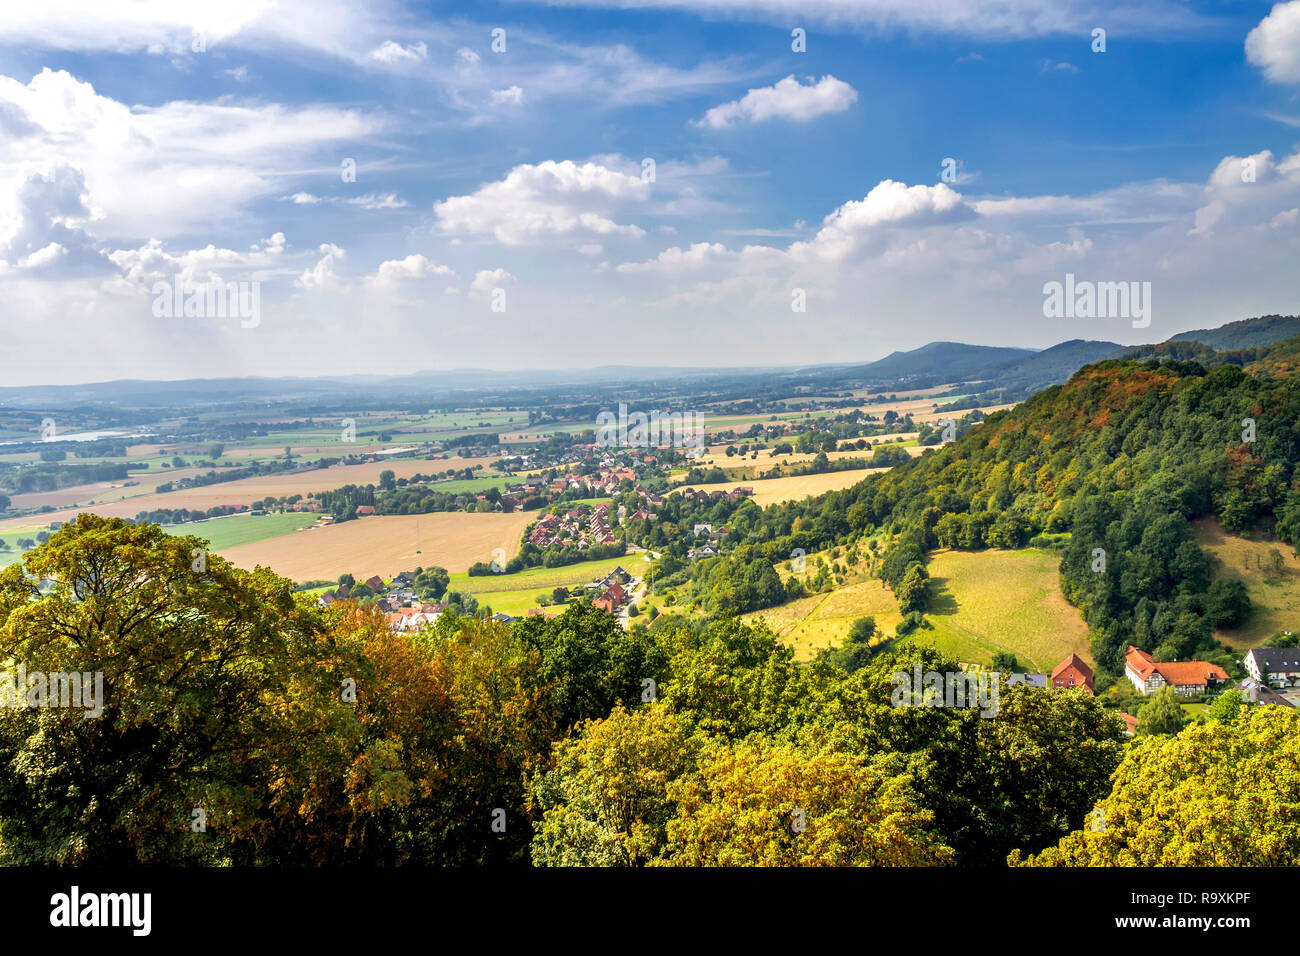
434;160;650;245
0;69;386;241
470;268;514;294
368;40;428;64
1247;0;1300;84
366;253;456;288
696;75;857;128
295;243;346;291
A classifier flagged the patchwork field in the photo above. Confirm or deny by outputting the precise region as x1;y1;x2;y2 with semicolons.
218;510;533;582
0;455;502;533
1194;518;1300;649
918;548;1090;671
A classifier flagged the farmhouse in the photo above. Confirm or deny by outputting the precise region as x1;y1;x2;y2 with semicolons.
1050;654;1094;694
355;505;377;516
1243;647;1300;688
1124;646;1228;697
364;575;385;591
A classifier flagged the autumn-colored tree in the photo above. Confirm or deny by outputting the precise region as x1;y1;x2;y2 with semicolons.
1012;706;1300;866
531;704;697;866
0;514;352;864
654;737;953;867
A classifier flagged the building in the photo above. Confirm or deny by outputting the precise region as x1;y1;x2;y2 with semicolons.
1051;654;1095;694
1125;645;1228;697
355;505;377;516
1243;647;1300;688
1240;677;1296;708
1117;712;1138;735
1006;673;1047;689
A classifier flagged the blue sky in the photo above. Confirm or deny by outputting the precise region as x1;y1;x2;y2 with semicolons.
1;0;1298;385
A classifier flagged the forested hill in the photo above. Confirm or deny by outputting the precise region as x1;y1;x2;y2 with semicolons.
796;340;1300;678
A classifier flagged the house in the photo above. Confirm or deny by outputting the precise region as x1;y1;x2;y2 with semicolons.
492;612;517;624
1051;654;1095;694
393;571;414;586
355;505;377;516
364;575;385;591
335;584;350;599
592;582;627;614
1239;678;1296;708
317;592;336;608
1125;645;1228;697
1006;673;1048;689
1117;712;1138;735
693;524;713;537
1243;647;1300;688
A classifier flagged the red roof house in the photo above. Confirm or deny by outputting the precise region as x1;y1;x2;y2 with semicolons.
1051;653;1095;694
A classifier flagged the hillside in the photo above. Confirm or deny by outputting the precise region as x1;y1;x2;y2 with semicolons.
1171;314;1300;351
854;342;1036;383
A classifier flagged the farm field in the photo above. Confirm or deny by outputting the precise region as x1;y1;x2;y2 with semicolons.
0;455;503;533
1193;518;1300;649
164;512;322;552
452;554;643;616
218;510;534;582
917;548;1091;672
675;468;883;506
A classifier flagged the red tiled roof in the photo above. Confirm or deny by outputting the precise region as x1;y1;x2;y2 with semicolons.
1052;653;1093;680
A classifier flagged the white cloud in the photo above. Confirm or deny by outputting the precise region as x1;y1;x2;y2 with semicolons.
1247;1;1300;84
295;243;346;291
470;268;514;294
287;192;407;209
507;0;1212;39
367;253;455;287
0;69;386;241
368;40;428;64
696;75;857;128
434;160;650;245
490;86;525;105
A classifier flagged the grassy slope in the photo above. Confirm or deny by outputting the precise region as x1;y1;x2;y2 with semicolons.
1193;518;1300;649
166;512;323;551
918;548;1091;672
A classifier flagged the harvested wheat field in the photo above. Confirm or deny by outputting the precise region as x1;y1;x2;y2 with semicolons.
0;455;502;533
676;468;882;506
219;510;534;582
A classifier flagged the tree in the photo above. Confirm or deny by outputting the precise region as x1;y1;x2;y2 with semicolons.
532;705;697;866
1013;707;1300;865
0;494;9;513
414;566;449;601
0;515;353;864
1135;687;1189;736
896;562;930;614
379;469;396;491
1205;690;1243;724
655;738;953;866
338;573;355;588
991;651;1019;672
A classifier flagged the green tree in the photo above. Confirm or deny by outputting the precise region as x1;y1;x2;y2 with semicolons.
1013;707;1300;865
1135;687;1189;736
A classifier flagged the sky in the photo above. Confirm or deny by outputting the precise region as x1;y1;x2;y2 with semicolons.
0;0;1299;386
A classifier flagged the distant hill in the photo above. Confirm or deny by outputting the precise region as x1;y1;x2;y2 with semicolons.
854;342;1037;383
1170;314;1300;351
976;339;1122;387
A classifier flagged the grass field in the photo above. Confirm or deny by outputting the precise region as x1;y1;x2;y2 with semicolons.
218;509;534;582
916;548;1090;671
451;554;642;616
675;468;883;506
1193;518;1300;649
744;576;904;661
163;512;322;551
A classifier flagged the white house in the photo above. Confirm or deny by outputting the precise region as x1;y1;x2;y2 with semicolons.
1244;647;1300;688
